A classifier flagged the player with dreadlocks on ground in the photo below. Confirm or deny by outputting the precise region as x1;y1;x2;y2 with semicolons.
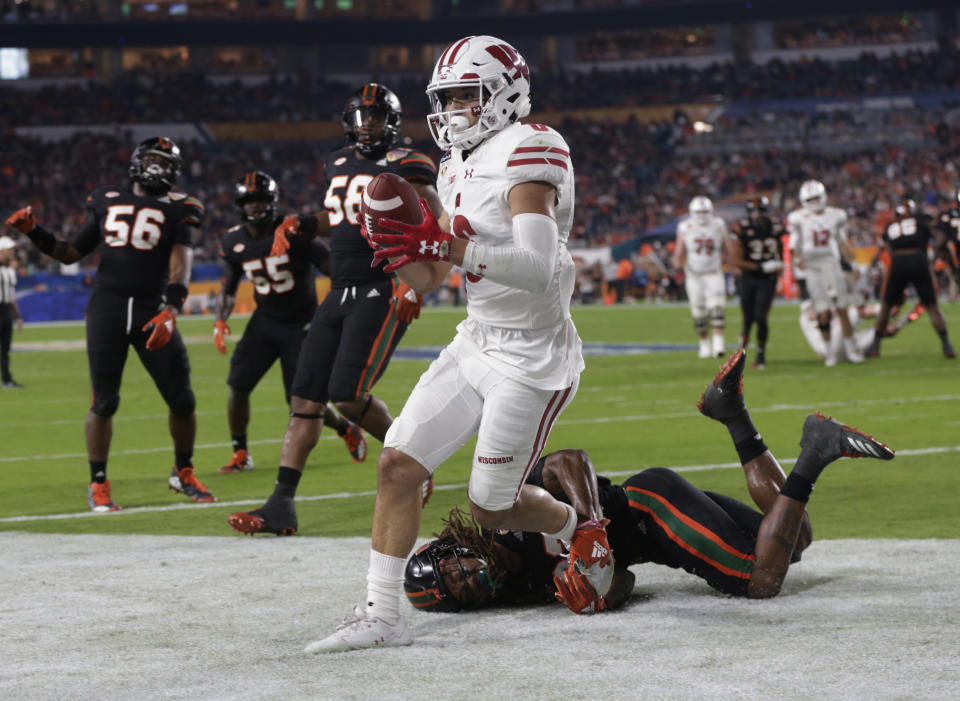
405;348;895;613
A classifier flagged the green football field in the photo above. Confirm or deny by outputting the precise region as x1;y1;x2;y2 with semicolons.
1;302;957;539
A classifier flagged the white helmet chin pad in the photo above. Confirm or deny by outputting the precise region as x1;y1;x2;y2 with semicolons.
427;35;532;150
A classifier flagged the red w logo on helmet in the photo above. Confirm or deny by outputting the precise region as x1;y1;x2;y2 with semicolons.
485;44;529;82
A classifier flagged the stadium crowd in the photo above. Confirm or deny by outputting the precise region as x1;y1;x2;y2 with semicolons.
4;48;959;308
4;49;959;126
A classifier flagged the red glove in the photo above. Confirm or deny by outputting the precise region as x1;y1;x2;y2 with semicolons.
394;282;423;324
6;206;36;234
214;320;230;354
371;200;451;274
567;518;614;598
271;215;300;257
142;309;176;351
554;565;607;615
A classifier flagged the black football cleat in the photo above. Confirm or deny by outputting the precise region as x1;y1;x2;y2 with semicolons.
943;338;956;359
799;411;895;464
697;348;746;422
228;497;298;536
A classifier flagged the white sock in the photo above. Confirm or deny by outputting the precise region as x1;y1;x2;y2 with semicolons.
365;549;407;625
543;502;578;546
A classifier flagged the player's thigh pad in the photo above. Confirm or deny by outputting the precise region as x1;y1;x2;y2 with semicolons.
383;346;485;474
704;272;726;311
684;274;708;318
228;313;281;392
805;261;839;313
469;374;578;512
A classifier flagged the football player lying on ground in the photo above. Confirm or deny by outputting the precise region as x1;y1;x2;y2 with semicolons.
404;348;895;613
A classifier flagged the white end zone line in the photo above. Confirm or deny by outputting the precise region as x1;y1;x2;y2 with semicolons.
1;445;956;524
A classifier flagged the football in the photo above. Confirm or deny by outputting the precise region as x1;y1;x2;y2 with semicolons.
360;172;422;240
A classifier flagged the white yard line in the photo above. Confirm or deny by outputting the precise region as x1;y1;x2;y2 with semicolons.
2;445;957;524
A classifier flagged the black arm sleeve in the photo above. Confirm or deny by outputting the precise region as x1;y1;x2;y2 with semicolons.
221;260;242;296
308;238;330;276
69;214;102;256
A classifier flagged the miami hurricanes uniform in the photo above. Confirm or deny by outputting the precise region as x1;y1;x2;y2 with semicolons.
384;122;585;510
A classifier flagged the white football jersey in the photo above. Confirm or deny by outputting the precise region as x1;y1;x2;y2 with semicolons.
437;121;583;389
787;206;848;262
677;215;727;274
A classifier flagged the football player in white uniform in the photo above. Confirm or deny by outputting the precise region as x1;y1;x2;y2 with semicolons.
787;180;864;366
308;36;607;653
673;196;730;358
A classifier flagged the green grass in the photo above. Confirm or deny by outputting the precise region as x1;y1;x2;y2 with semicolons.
2;302;958;540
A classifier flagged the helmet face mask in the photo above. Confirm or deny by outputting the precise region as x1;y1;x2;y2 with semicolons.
129;137;182;194
746;196;769;219
342;83;402;158
404;537;496;612
800;180;827;213
689;195;713;225
234;171;279;225
427;35;531;151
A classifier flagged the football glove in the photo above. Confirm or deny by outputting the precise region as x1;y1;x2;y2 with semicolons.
214;320;231;354
6;206;36;234
567;518;615;599
760;260;784;274
371;200;452;273
271;215;300;257
554;562;606;615
393;282;423;324
143;309;176;351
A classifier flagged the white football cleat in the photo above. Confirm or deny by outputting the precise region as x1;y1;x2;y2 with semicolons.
304;605;412;654
698;339;712;358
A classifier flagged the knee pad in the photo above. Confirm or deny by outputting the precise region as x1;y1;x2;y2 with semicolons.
694;317;709;335
710;308;725;328
168;388;196;416
91;393;120;418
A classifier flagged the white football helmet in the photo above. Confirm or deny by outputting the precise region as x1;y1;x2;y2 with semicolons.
689;196;713;224
426;35;532;150
800;180;827;213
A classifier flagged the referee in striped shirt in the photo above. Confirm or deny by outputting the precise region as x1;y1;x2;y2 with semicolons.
0;236;24;388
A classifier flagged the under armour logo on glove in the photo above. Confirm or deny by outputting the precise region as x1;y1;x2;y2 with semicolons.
371;200;452;273
418;241;444;257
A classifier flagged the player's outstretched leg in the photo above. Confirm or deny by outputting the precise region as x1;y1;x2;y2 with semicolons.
797;411;895;468
697;347;746;422
227;494;298;536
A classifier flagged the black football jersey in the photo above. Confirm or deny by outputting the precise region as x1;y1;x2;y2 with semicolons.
73;186;203;299
486;466;639;605
883;213;933;252
735;215;782;277
937;208;960;244
322;145;436;288
220;216;329;325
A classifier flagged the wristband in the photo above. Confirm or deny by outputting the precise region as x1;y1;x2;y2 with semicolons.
163;283;188;313
27;226;57;255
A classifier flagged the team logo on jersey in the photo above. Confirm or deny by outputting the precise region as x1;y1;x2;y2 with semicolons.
105;191;120;198
385;149;409;162
334;157;347;166
233;243;245;253
169;192;187;201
